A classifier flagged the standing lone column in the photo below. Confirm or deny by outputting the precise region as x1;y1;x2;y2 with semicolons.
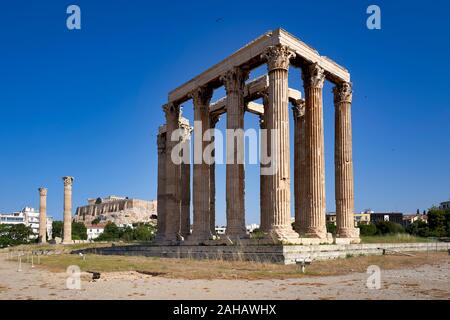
163;103;182;243
302;63;327;238
62;176;74;244
334;82;359;239
221;68;248;239
156;127;167;242
38;187;48;243
262;44;299;241
190;86;214;242
292;99;307;235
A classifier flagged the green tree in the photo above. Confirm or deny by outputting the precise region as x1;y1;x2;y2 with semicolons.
133;223;156;241
52;221;63;238
72;222;87;240
426;208;450;237
326;223;337;235
375;221;405;235
406;220;429;237
95;222;122;241
91;217;101;225
0;224;33;247
358;223;377;236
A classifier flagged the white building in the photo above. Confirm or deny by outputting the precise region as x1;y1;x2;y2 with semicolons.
87;225;105;240
0;207;53;239
440;200;450;210
246;224;260;233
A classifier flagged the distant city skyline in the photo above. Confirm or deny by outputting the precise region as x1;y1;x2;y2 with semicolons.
0;1;449;224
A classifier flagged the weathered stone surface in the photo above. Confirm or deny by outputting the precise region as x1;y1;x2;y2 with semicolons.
262;44;299;242
302;63;327;239
334;82;359;240
222;67;248;239
38;187;47;244
62;176;74;244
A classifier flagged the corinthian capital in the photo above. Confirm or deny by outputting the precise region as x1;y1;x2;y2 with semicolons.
291;99;305;118
220;67;249;96
38;187;48;196
333;82;353;104
262;44;296;72
162;103;181;122
302;63;325;89
189;86;213;109
63;176;74;187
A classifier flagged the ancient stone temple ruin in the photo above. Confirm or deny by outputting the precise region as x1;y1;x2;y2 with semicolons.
156;29;360;245
75;196;157;226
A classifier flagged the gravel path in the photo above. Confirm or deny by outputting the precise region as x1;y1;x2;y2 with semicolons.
0;254;449;300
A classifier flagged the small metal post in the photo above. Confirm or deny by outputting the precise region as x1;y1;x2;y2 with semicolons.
31;255;34;268
18;257;22;272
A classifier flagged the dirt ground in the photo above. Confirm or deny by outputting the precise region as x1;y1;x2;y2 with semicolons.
0;251;449;300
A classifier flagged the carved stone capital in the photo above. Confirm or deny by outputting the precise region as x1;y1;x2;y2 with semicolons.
333;82;353;104
38;187;48;196
189;86;213;110
163;103;181;122
63;176;74;187
220;67;249;96
302;63;326;89
262;44;295;72
291;99;305;118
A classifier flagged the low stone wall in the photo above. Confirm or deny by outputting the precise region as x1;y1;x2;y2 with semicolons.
73;242;450;265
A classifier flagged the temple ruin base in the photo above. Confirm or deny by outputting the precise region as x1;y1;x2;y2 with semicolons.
72;242;450;265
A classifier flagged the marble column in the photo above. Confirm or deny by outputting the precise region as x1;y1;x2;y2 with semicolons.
38;187;47;243
292;99;307;235
302;63;327;238
163;103;182;243
259;94;269;233
190;86;213;242
262;44;299;241
221;68;248;239
156;128;167;242
209;115;220;235
62;176;74;244
180;122;192;238
333;82;359;238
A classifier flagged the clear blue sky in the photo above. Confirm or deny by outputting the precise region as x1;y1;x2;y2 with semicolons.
1;0;449;224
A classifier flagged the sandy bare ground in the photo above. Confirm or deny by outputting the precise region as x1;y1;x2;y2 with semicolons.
0;253;449;300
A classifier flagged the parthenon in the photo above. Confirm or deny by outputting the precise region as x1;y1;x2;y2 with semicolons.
156;28;360;245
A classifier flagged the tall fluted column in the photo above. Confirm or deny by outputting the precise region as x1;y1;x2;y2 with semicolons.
222;68;248;239
210;115;220;235
38;187;48;243
259;94;269;232
62;176;74;244
156;128;167;242
292;99;307;235
180;122;192;238
163;103;182;243
190;86;213;242
262;45;299;241
334;82;359;239
302;63;327;238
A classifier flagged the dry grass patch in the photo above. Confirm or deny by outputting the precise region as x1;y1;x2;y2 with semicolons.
306;252;448;276
24;251;449;280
